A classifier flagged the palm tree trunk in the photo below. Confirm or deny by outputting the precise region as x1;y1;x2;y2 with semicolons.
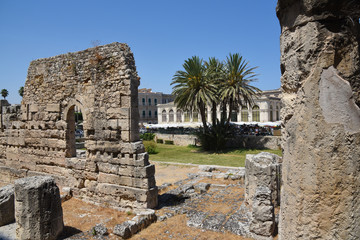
227;98;233;124
211;101;217;126
199;102;208;134
221;100;227;122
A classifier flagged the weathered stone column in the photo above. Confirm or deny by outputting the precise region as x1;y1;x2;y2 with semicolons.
277;1;360;239
245;152;281;208
15;176;64;240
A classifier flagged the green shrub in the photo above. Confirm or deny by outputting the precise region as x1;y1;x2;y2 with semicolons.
157;139;164;144
187;144;198;148
140;133;155;141
164;140;174;145
143;141;158;154
196;120;237;152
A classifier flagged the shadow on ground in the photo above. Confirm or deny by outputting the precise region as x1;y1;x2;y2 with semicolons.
58;226;82;239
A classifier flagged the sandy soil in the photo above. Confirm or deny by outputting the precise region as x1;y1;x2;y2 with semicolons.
151;161;199;186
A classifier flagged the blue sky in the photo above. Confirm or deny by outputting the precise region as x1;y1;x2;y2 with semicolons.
0;0;280;104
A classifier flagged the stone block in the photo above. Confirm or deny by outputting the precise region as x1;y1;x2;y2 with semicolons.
28;104;38;113
250;186;274;238
118;166;133;176
66;158;86;170
92;223;108;237
249;220;274;237
98;162;119;174
15;176;63;240
135;164;155;178
113;221;136;239
245;152;281;207
122;141;145;154
0;184;15;226
46;104;60;112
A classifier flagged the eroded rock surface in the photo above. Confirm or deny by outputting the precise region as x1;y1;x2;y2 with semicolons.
0;184;15;226
277;1;360;239
15;176;63;240
245;152;281;208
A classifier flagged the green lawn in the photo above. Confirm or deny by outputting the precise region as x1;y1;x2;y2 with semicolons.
145;141;282;167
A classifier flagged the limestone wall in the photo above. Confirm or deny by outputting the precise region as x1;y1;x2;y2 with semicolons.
277;1;360;239
155;133;198;146
155;133;281;150
0;43;157;209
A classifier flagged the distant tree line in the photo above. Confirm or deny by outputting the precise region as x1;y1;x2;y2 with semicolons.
0;86;24;100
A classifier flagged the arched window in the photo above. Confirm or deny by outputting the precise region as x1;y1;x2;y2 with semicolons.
241;107;248;122
149;110;152;117
230;110;237;122
270;105;273;122
252;105;260;122
193;112;198;122
162;110;167;122
154;99;157;105
142;98;145;106
169;110;174;122
276;106;280;121
184;112;190;122
142;110;146;118
148;98;151;106
176;110;182;122
230;103;238;122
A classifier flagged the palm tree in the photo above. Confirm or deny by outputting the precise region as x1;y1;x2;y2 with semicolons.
1;89;8;100
171;56;216;133
19;86;24;97
220;53;261;123
204;57;224;126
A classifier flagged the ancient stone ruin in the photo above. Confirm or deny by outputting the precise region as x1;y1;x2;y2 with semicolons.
277;1;360;239
245;152;281;239
0;42;157;209
15;176;63;240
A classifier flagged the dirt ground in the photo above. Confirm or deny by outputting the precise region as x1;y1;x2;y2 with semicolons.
1;162;255;239
152;161;199;186
62;162;255;239
131;214;252;240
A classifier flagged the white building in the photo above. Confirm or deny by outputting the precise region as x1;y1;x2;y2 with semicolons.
157;89;282;124
138;88;174;125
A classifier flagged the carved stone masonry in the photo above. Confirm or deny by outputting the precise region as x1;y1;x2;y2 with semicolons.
277;1;360;239
0;42;157;209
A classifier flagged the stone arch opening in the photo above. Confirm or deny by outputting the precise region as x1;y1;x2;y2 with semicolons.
65;104;85;158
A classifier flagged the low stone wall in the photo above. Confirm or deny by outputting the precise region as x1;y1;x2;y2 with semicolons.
155;133;198;146
232;135;281;150
155;133;281;150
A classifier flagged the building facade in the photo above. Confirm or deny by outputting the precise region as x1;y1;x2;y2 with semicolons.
138;88;174;125
157;89;282;124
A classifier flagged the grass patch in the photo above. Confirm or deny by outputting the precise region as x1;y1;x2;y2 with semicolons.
143;141;158;154
148;144;282;167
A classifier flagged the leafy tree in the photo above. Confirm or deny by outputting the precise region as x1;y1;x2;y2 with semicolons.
1;89;8;99
220;53;261;123
171;56;216;133
19;86;24;97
